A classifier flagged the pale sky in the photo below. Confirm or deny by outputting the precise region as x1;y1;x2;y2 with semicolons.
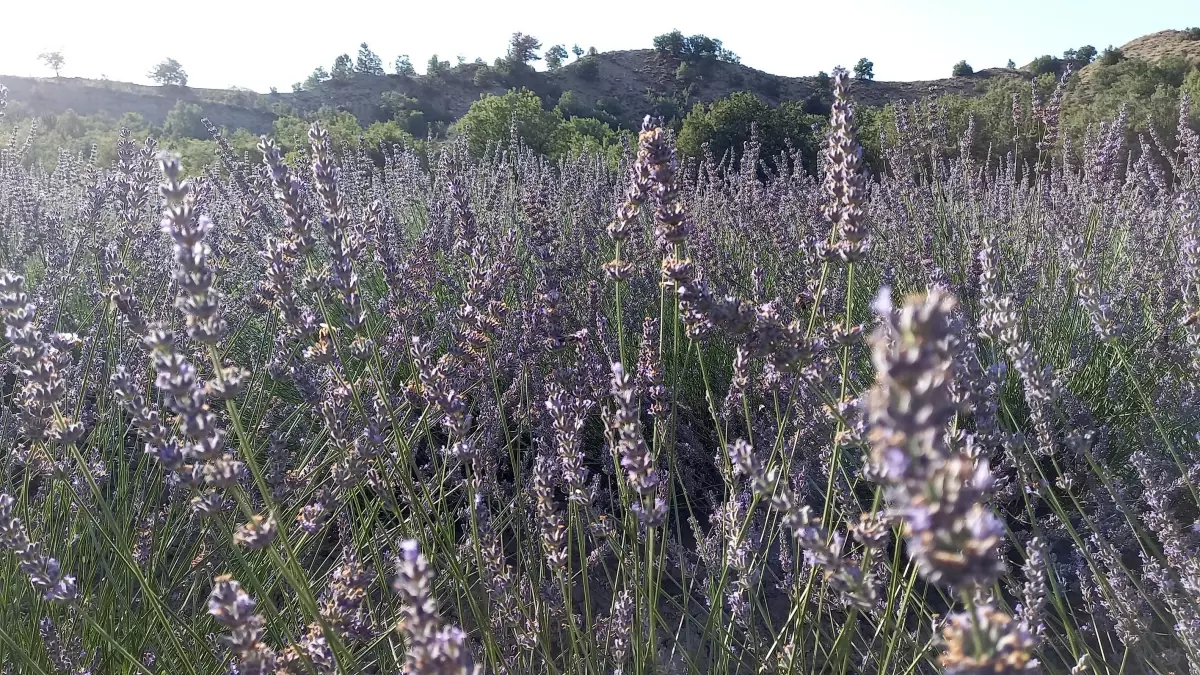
0;0;1194;92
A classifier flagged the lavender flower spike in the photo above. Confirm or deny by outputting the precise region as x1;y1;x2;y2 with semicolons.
867;287;1005;589
393;540;480;674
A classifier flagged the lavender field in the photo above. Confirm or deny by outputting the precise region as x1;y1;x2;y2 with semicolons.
1;65;1199;675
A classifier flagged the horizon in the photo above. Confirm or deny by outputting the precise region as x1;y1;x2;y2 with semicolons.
1;0;1194;92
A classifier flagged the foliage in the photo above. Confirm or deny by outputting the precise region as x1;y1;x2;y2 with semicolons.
1185;26;1200;40
952;60;974;77
1006;59;1016;69
677;91;823;173
507;32;543;65
653;30;687;58
556;90;586;118
380;92;428;136
303;66;330;90
355;43;385;76
331;54;354;81
147;58;188;87
571;44;584;58
545;45;568;70
652;30;740;64
37;51;65;77
1029;54;1062;76
854;58;874;80
473;65;497;87
456;88;565;157
575;57;600;81
163;100;206;139
1099;45;1124;66
426;54;450;77
394;54;416;76
1068;44;1097;63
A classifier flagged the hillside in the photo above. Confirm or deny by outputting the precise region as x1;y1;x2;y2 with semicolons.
1105;28;1200;67
0;49;1013;136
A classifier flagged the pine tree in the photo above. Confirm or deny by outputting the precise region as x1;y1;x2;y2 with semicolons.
355;43;385;75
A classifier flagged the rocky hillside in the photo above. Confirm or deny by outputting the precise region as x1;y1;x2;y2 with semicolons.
0;49;1013;135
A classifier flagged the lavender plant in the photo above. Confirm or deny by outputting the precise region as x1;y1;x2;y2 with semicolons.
0;69;1197;675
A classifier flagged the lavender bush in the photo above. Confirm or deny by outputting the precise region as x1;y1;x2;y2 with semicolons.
0;66;1198;674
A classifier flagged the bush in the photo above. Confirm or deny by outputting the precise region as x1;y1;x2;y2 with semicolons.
457;88;565;157
952;60;974;77
426;55;450;77
473;66;496;87
1185;26;1200;40
677;91;822;173
163;100;206;139
1028;54;1062;76
814;71;832;92
802;92;830;116
1099;46;1124;66
575;57;599;81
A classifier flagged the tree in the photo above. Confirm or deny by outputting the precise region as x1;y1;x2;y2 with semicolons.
1076;45;1097;63
677;91;822;174
952;60;974;77
1029;55;1061;76
545;45;568;70
507;33;543;65
355;43;385;75
653;30;687;58
587;47;599;56
38;51;64;77
163;100;207;138
1099;46;1124;66
426;55;450;77
331;54;354;80
815;71;832;91
557;90;585;118
853;58;874;81
1006;59;1016;69
571;45;584;58
148;58;188;87
395;55;416;76
457;88;565;157
56;109;85;138
303;66;330;89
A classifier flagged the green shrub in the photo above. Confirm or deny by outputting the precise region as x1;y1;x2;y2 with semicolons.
952;60;974;77
457;88;565;157
1029;54;1062;76
576;57;599;81
677;91;822;173
1099;46;1124;66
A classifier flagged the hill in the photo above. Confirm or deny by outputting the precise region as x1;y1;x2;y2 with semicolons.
0;49;1015;137
1104;28;1200;68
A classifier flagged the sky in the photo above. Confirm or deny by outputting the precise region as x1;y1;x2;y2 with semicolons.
0;0;1195;92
